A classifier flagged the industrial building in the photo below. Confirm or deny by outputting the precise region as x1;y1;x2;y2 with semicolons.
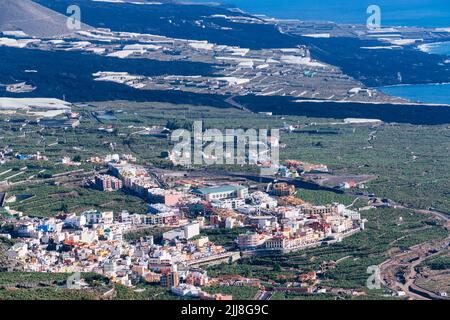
191;185;248;201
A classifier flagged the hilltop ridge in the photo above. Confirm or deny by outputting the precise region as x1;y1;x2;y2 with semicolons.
0;0;91;38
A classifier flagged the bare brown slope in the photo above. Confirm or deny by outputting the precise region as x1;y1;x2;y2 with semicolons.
0;0;91;38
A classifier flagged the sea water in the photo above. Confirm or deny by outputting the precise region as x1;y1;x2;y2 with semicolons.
203;0;450;28
379;84;450;105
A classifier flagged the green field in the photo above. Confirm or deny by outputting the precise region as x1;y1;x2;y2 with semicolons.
1;101;449;300
295;189;358;207
6;183;148;218
2;101;449;213
203;285;259;300
420;252;450;270
0;271;178;300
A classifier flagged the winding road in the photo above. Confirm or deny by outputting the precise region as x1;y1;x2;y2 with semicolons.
374;199;450;300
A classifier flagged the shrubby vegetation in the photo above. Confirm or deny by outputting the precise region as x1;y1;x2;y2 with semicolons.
421;254;450;270
199;227;251;248
203;285;258;300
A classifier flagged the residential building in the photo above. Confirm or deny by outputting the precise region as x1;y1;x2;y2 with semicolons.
163;222;200;241
95;175;123;191
83;210;114;225
265;237;287;250
148;188;183;206
142;212;179;226
237;233;266;249
161;271;180;288
65;214;86;228
211;198;245;210
270;183;296;197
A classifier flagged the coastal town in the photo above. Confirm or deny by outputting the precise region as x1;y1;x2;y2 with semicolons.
0;0;449;304
0;96;447;301
0;153;365;300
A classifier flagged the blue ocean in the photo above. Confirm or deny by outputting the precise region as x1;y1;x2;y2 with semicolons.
379;84;450;105
208;0;450;28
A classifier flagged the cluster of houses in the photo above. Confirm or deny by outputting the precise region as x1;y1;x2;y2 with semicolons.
4;208;226;291
236;202;363;253
2;156;366;299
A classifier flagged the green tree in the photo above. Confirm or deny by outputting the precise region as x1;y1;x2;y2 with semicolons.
60;203;69;213
273;262;282;272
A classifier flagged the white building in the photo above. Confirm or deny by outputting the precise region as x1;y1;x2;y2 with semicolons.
171;284;201;297
184;222;200;239
163;222;200;241
225;217;236;229
65;214;86;228
83;210;114;225
7;242;28;259
17;223;38;238
191;185;248;201
211;198;245;210
235;205;258;215
80;228;98;244
337;205;361;220
249;191;278;209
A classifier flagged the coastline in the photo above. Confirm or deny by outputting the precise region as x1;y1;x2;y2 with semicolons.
418;41;450;54
378;83;450;105
186;0;450;28
294;98;450;108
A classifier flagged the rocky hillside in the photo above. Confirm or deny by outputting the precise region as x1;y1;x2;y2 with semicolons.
0;0;91;37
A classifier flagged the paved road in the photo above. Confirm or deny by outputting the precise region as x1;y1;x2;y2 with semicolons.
224;96;252;113
379;237;449;300
374;198;450;300
343;190;450;300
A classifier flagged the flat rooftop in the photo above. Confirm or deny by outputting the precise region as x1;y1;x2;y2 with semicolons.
192;185;246;195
